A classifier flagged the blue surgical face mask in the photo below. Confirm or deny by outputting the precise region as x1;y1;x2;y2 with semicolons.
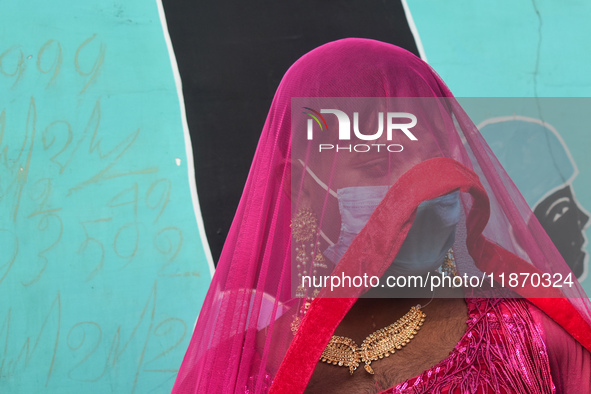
299;161;461;276
383;190;460;276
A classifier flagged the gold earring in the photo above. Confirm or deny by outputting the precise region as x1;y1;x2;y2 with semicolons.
290;208;325;298
290;298;312;335
290;209;325;335
442;248;458;277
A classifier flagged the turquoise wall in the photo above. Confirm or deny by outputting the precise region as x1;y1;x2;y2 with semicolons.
0;1;212;392
407;0;591;97
407;0;591;291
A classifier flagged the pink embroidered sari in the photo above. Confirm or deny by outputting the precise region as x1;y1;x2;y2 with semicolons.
172;38;591;393
381;298;562;393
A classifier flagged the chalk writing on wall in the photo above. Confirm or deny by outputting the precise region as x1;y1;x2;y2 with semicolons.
0;2;211;392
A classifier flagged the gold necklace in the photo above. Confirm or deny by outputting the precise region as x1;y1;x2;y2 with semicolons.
319;305;426;375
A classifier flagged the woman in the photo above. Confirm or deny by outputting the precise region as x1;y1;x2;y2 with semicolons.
173;38;591;393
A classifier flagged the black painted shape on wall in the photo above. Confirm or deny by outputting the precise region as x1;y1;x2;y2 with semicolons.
533;185;589;278
162;0;419;263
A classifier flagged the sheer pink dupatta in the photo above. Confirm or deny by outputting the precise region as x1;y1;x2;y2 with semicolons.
172;38;591;394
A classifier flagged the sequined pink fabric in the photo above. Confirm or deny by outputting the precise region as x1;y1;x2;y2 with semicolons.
382;298;555;394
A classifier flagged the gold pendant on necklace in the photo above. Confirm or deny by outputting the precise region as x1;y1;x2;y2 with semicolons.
319;305;426;375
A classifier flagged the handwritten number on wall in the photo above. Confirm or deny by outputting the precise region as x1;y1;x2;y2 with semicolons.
0;35;105;91
0;47;25;87
0;31;195;391
37;40;63;88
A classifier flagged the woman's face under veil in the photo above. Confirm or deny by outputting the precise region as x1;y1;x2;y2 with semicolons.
291;97;457;297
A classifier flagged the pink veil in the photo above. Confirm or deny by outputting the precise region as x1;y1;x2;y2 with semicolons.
172;38;591;393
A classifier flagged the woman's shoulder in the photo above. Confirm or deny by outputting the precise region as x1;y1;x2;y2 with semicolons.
526;299;591;393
